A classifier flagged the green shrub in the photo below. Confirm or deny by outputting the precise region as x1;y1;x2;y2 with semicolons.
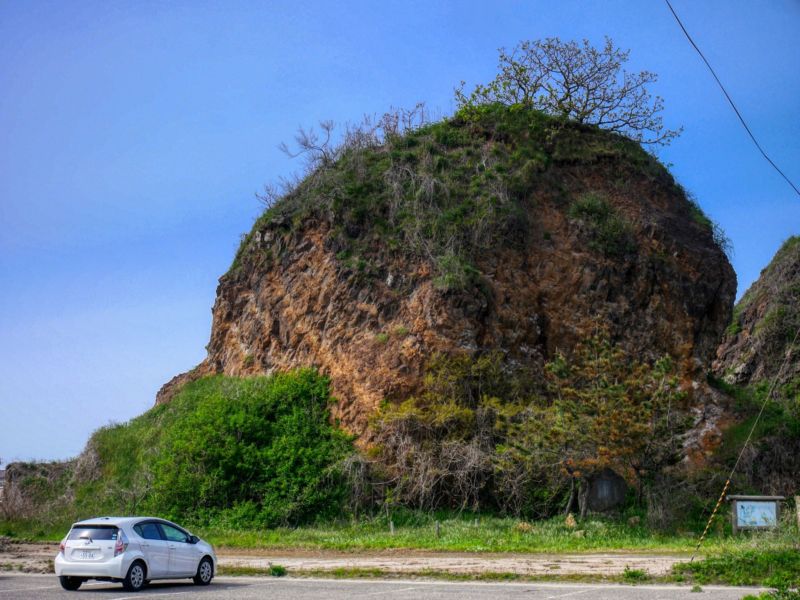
622;567;648;582
150;371;353;527
684;191;732;257
268;564;288;577
45;371;354;529
433;253;481;291
392;325;410;337
568;193;636;257
743;592;800;600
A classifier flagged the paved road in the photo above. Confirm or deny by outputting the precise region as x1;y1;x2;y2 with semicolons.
0;574;764;599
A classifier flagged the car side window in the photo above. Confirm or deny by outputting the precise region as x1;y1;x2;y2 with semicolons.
159;523;189;543
134;522;164;540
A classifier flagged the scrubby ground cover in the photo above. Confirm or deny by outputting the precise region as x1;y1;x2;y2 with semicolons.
0;510;770;555
194;513;702;553
672;525;800;589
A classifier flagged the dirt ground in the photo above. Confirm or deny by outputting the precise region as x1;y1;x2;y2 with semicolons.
0;538;691;578
0;538;58;574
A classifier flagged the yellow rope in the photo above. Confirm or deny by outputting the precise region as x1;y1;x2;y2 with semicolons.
691;479;730;562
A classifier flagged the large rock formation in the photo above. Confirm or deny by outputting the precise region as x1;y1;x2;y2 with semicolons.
714;236;800;388
158;109;737;442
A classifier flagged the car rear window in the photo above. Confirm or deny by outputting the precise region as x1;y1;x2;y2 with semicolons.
67;525;119;541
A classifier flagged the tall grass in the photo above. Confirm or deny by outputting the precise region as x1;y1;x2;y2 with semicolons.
191;511;746;554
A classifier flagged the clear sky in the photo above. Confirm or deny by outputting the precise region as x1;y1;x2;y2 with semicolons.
1;1;798;466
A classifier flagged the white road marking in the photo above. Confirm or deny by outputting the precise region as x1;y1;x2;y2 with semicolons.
356;586;422;597
116;592;193;600
546;590;592;599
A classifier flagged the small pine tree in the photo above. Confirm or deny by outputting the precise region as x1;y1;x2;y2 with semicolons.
542;327;690;515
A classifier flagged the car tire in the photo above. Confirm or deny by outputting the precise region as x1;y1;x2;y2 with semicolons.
122;560;147;592
59;576;83;591
193;556;214;585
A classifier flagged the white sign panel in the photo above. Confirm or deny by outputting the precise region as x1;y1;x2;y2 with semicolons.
736;501;778;528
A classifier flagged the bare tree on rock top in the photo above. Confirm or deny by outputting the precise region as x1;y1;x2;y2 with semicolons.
456;37;682;146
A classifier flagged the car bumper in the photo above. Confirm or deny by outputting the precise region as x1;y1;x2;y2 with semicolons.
54;553;128;579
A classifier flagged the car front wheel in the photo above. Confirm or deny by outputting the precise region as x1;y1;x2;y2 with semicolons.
59;576;83;591
193;556;213;585
122;560;147;592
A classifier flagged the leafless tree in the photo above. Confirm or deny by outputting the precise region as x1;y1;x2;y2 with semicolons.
456;37;682;146
278;120;338;167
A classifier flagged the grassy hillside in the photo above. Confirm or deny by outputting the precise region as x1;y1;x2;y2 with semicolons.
1;370;354;534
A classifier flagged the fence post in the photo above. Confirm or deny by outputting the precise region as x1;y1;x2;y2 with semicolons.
435;521;441;538
389;520;395;535
794;496;800;530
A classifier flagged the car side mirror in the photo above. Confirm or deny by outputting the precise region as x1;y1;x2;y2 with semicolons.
189;535;199;544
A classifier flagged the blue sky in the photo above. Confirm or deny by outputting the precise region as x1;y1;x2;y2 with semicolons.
1;0;798;466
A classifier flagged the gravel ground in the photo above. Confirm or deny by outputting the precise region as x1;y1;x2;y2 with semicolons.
0;539;693;578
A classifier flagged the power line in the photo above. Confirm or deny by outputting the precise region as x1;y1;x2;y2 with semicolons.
664;0;800;198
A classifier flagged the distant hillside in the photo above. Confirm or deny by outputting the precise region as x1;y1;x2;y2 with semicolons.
711;237;800;496
715;236;800;389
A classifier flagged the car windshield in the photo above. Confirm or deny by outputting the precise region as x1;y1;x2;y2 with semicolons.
67;525;119;541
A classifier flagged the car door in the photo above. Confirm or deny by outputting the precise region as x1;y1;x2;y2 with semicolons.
132;521;170;578
158;523;199;577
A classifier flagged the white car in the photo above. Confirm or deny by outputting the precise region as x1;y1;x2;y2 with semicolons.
54;516;217;592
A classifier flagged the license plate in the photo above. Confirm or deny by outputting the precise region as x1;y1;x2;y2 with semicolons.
78;551;96;559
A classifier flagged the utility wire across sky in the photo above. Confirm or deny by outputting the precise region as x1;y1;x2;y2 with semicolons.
665;0;800;198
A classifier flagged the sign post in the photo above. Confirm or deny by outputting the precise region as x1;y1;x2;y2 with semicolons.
728;495;784;534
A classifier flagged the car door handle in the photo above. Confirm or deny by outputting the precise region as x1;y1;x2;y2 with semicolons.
141;543;149;548
168;544;176;549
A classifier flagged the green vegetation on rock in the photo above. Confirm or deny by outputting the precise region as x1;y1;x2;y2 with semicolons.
568;192;635;256
230;103;680;290
371;330;690;522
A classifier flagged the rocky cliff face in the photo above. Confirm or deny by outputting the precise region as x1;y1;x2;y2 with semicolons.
714;236;799;387
158;109;737;443
711;237;799;496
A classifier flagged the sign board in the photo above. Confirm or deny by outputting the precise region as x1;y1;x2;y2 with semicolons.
728;495;784;533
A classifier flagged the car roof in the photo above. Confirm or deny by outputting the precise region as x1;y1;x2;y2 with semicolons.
71;516;173;528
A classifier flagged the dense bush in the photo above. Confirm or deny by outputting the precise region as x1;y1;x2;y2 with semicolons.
149;372;353;526
23;371;354;529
